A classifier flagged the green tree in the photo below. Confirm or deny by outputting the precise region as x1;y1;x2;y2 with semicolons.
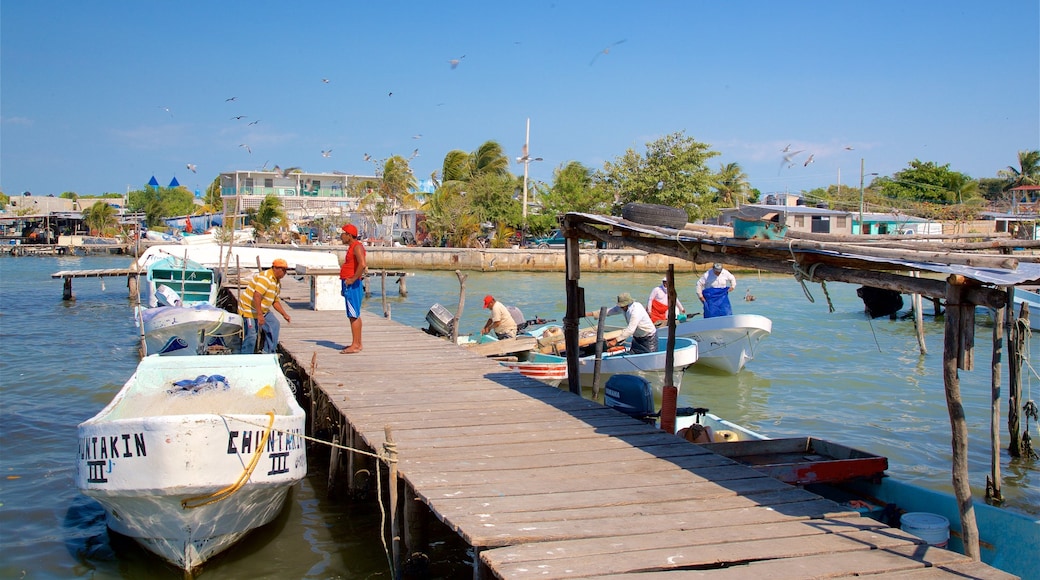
127;184;195;227
425;141;517;244
594;131;720;221
83;201;118;235
252;195;286;234
541;161;612;219
999;149;1040;189
60;191;78;201
203;176;223;211
715;162;749;207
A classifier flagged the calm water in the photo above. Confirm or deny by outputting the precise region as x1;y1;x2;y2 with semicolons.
1;255;1037;579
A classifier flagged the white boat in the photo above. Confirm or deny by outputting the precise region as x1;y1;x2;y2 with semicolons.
136;255;244;356
137;242;340;272
76;354;307;571
661;313;772;374
144;254;221;308
503;335;698;396
139;304;244;355
1013;287;1040;331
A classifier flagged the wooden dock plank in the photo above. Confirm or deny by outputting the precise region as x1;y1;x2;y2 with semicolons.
274;301;1009;579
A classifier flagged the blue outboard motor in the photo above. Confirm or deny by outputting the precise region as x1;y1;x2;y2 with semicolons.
604;374;657;423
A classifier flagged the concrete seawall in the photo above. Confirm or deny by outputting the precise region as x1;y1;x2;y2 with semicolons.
353;246;710;273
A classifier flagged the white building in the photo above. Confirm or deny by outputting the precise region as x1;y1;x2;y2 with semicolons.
219;170;380;221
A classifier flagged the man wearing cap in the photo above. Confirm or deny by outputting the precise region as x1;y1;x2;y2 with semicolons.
339;223;367;353
647;277;686;326
585;292;658;354
481;295;518;339
239;258;292;354
696;262;737;318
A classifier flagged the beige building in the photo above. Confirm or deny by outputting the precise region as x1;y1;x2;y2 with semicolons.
219;170;380;221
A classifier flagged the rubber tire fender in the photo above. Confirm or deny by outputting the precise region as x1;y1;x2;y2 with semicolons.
621;203;688;229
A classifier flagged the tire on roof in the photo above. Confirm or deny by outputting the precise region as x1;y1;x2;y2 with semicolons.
621;203;689;229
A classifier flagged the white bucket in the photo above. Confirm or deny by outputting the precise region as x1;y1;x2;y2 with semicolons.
901;512;950;548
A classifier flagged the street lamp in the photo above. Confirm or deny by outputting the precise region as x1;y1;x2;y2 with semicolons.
858;158;878;234
517;118;542;245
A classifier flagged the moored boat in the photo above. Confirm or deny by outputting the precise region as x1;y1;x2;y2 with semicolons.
661;313;772;373
667;407;1038;579
138;304;244;355
1013;287;1040;331
503;335;698;395
75;354;307;571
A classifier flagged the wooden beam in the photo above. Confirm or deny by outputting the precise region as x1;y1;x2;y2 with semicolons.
571;222;1008;309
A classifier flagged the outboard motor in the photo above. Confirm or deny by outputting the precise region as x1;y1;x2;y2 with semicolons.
604;374;657;423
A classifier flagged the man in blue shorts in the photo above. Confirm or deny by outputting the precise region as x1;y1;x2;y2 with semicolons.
339;224;367;353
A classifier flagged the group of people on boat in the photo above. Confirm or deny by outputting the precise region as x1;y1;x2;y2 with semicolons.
481;263;739;356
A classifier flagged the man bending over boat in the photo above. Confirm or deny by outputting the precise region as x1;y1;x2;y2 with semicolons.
586;292;658;355
481;295;518;339
696;262;736;318
339;223;367;353
239;258;292;354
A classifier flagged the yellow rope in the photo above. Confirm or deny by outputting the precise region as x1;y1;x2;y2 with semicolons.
181;411;276;509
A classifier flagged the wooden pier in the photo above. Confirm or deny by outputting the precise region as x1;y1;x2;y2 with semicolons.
274;293;1015;578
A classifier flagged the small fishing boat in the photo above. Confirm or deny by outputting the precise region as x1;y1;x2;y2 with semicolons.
503;335;698;395
663;407;1038;579
661;313;772;373
143;254;220;308
136;255;243;356
138;304;244;355
76;354;307;572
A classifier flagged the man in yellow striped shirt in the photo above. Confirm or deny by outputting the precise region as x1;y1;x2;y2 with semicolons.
239;258;292;353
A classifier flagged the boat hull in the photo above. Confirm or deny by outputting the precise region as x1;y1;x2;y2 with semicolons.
504;337;698;396
1012;287;1040;331
665;314;771;373
139;305;244;355
76;354;306;571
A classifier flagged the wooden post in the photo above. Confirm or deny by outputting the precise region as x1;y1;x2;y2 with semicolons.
383;426;401;577
62;276;73;301
911;271;927;355
381;270;390;319
661;266;678;434
328;431;341;496
1008;301;1027;457
942;276;980;560
403;487;425;565
564;229;584;396
398;274;407;297
127;273;139;302
452;270;467;345
987;300;1004;503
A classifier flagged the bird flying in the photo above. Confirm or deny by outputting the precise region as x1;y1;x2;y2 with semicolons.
782;144;792;153
412;134;422;139
225;96;237;102
449;55;466;69
240;144;251;154
778;149;805;173
231;115;247;120
186;163;197;173
590;39;626;66
803;153;815;167
322;78;330;83
363;153;372;161
248;119;259;126
410;148;419;159
322;149;332;158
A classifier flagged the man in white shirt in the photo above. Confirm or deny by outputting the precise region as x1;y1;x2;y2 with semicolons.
586;292;658;354
481;295;518;339
696;263;737;318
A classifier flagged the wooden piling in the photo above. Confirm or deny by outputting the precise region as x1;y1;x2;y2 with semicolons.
383;426;401;576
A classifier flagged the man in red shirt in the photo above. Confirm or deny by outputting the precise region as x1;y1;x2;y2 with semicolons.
339;224;367;353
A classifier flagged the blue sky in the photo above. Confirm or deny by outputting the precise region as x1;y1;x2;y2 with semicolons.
2;1;1037;198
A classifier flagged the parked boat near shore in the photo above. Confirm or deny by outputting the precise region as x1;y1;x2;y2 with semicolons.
75;354;307;572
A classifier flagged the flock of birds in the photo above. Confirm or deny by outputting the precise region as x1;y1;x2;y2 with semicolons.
778;144;856;175
168;40;665;182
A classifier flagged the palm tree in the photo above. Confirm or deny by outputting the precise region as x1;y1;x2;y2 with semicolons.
1000;149;1040;189
252;194;286;238
715;162;749;207
84;201;117;235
